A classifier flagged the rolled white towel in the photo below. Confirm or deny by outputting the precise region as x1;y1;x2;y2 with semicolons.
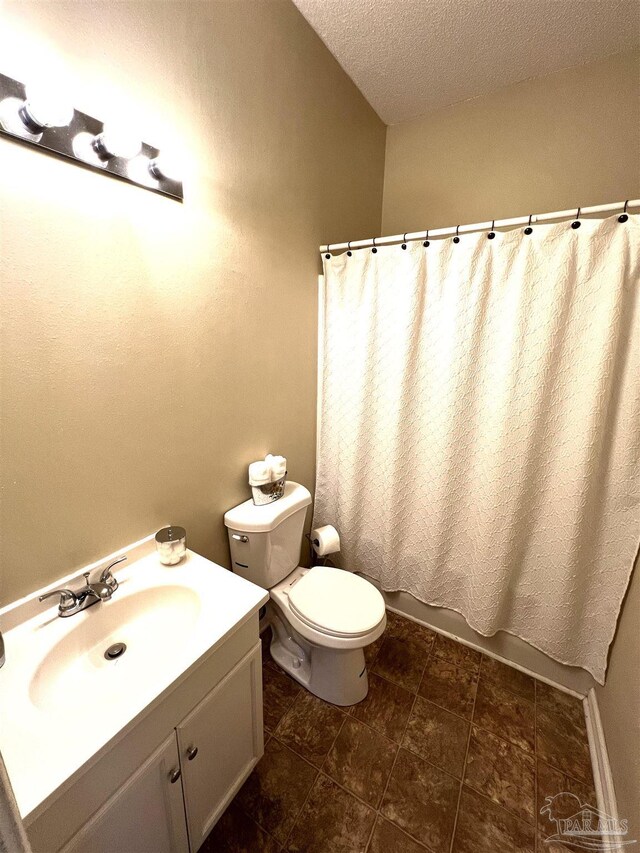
267;454;287;480
248;460;271;486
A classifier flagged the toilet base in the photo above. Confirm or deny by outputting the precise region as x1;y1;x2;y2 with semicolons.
268;606;369;706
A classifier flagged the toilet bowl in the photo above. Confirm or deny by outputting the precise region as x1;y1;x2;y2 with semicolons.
224;482;386;705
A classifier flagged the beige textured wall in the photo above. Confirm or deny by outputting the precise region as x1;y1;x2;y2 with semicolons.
382;50;640;832
382;50;640;233
0;0;385;604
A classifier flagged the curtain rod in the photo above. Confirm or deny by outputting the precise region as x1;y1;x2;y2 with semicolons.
319;199;639;254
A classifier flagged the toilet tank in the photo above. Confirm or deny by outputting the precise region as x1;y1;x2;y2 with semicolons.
224;481;312;588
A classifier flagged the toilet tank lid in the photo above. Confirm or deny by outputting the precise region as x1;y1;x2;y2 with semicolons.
224;481;312;533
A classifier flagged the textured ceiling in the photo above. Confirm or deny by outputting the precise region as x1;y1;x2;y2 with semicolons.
292;0;640;124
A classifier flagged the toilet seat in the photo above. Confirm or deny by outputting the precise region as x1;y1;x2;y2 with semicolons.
288;566;386;639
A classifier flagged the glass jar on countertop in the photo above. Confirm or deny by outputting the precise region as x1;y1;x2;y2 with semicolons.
155;526;187;565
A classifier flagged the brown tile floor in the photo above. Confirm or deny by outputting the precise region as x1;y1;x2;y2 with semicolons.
203;611;596;853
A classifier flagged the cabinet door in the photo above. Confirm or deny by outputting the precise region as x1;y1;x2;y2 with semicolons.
177;642;263;851
60;734;188;853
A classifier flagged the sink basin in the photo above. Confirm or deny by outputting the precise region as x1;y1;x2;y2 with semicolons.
0;538;269;821
29;585;201;713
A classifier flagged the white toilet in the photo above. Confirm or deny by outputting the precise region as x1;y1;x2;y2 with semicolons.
224;481;386;705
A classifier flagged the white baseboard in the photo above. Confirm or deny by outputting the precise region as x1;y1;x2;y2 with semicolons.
384;604;585;699
584;688;626;851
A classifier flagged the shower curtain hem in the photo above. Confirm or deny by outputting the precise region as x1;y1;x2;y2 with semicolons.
375;582;608;685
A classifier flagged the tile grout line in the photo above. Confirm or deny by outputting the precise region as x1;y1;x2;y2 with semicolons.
362;816;378;852
534;688;596;792
478;653;537;704
225;772;285;849
412;684;476;724
450;783;539;833
469;667;540;761
312;768;382;851
460;775;538;831
269;729;330;776
363;641;434;853
362;636;428;853
240;702;323;850
278;760;321;851
318;712;348;775
365;689;417;853
358;632;423;853
261;680;327;849
465;713;536;758
278;705;349;851
447;655;480;853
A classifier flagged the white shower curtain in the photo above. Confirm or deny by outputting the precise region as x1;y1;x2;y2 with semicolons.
314;214;640;684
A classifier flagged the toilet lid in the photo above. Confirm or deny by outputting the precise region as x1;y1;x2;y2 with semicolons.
288;566;386;637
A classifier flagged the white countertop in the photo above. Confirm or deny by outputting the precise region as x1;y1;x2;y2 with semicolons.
0;537;268;820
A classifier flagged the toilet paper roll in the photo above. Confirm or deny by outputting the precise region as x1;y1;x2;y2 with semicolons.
311;525;340;556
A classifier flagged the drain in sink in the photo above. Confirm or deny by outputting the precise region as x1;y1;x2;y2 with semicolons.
104;642;127;660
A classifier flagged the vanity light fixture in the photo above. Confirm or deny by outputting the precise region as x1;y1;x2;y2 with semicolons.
0;70;183;201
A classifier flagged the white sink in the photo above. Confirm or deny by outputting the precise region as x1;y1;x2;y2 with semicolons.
0;535;268;821
29;585;201;714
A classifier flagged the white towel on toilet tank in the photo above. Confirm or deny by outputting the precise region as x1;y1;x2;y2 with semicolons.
313;214;640;684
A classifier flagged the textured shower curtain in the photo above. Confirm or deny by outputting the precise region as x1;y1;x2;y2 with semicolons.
314;215;640;683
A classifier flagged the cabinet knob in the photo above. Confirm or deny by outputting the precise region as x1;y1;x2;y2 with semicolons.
187;745;198;761
169;767;181;783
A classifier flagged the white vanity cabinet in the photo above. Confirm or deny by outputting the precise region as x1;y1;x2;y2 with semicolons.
60;734;189;853
178;643;263;849
26;618;265;853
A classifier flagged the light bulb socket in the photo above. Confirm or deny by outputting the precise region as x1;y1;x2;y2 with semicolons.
92;133;114;162
18;103;46;134
148;154;180;183
148;157;165;180
19;87;74;132
92;126;142;161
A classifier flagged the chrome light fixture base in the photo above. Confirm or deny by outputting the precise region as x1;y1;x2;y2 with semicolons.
0;72;183;202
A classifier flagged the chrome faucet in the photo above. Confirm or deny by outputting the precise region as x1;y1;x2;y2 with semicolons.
39;555;127;618
99;554;125;593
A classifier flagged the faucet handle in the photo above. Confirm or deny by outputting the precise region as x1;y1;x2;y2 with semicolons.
39;588;78;613
99;555;126;589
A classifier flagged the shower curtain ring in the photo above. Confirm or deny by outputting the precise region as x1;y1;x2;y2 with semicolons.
372;237;378;253
453;225;460;244
402;233;408;250
488;220;496;240
619;200;629;223
571;208;581;229
325;244;331;259
524;214;533;235
423;229;430;248
347;240;352;256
